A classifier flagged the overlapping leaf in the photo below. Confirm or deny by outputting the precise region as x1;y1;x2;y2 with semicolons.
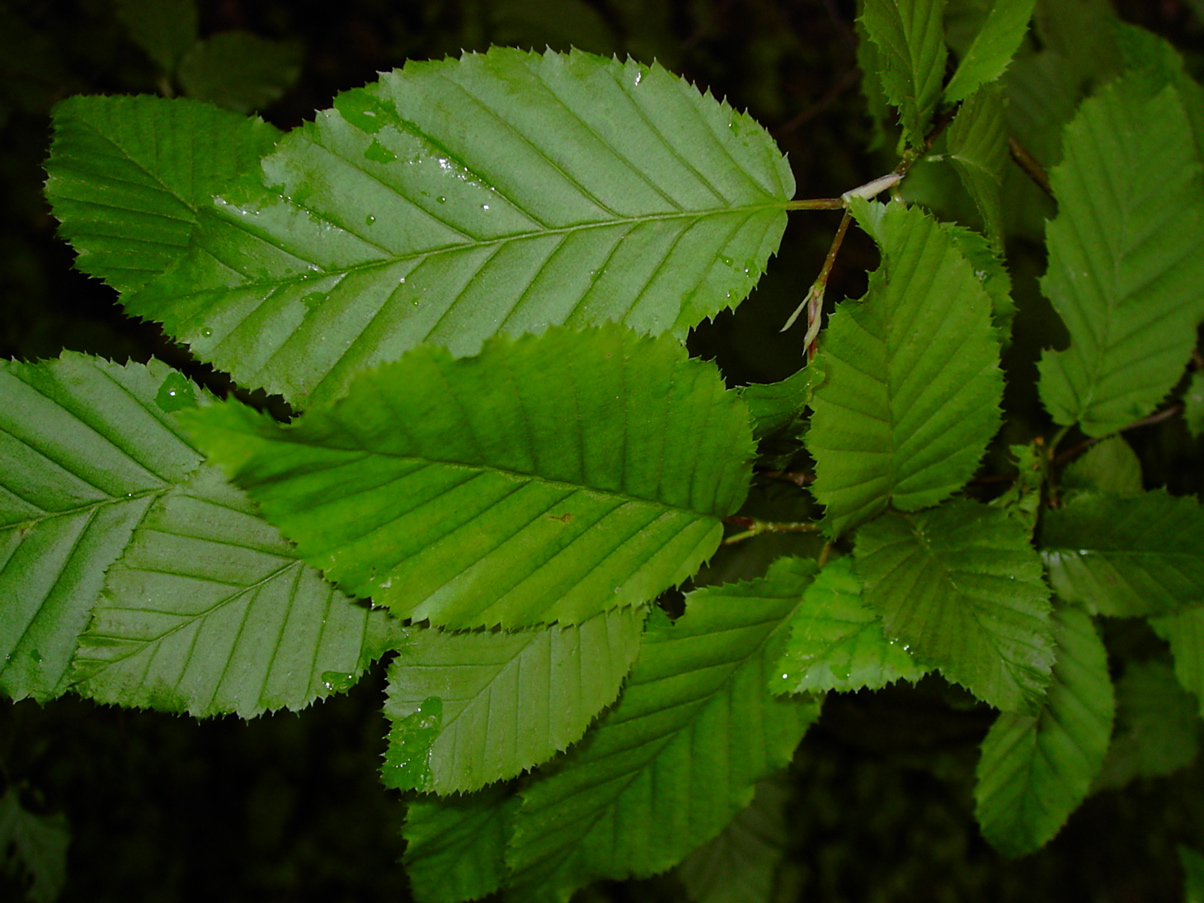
114;46;794;407
859;0;947;148
1059;436;1143;496
943;0;1036;103
186;325;755;629
381;606;646;794
855;499;1053;712
45;95;280;293
506;558;823;902
1040;491;1204;617
1151;607;1204;719
403;785;514;903
1037;74;1204;436
773;556;926;694
947;83;1007;250
806;200;1004;535
974;607;1113;857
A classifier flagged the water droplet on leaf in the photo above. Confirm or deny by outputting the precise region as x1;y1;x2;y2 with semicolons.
364;139;397;164
320;670;358;693
365;214;376;225
155;373;197;413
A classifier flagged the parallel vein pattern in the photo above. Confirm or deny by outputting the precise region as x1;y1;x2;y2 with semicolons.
186;325;755;630
121;47;795;406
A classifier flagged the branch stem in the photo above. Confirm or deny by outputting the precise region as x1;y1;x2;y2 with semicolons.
722;517;820;545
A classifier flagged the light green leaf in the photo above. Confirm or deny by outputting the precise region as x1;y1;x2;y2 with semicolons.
403;785;514;903
855;500;1054;712
381;606;646;794
941;220;1015;337
1040;491;1204;617
947;83;1007;249
974;606;1113;857
675;774;792;903
1037;74;1204;436
115;0;198;73
1060;436;1142;496
0;786;70;903
943;0;1036;103
177;31;303;114
859;0;947;148
0;355;206;701
72;465;394;717
1151;607;1204;719
186;325;754;629
773;556;927;694
506;557;823;902
1185;372;1204;439
45;95;281;293
806;201;1003;535
127;46;794;407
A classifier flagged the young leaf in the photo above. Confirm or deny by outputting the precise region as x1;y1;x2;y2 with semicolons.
381;606;646;794
1151;607;1204;719
858;0;947;149
773;556;927;694
1040;491;1204;617
506;558;823;902
974;606;1113;857
0;355;206;701
72;465;395;717
947;83;1007;250
186;325;755;629
806;200;1004;535
855;499;1054;712
943;0;1036;104
403;785;514;903
124;46;795;407
45;95;281;293
1037;74;1204;436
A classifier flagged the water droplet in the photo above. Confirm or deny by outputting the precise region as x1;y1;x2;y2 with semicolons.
335;87;391;134
398;276;406;284
365;214;376;225
721;256;734;266
155;372;197;413
633;70;643;86
200;328;213;338
436;196;447;204
30;648;43;663
320;670;358;693
301;292;323;312
364;139;397;164
481;204;490;211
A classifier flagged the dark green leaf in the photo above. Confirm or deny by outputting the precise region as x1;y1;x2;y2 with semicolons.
947;83;1007;249
403;785;514;903
115;0;198;73
1185;372;1204;439
1149;607;1204;718
741;366;817;442
1180;845;1204;903
0;786;69;903
177;31;303;114
1060;436;1142;496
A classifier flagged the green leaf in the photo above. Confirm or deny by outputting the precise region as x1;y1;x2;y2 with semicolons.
72;465;394;717
974;606;1113;857
45;94;281;293
1151;607;1204;719
1037;74;1204;436
127;46;795;407
0;786;70;903
403;785;514;903
1180;845;1204;903
1040;491;1204;617
1185;372;1204;439
947;83;1007;250
177;31;303;114
1060;436;1142;496
858;0;947;149
941;220;1015;338
1093;659;1200;791
187;325;754;629
675;774;792;903
741;365;817;442
115;0;198;73
806;201;1004;535
855;500;1054;712
943;0;1036;103
0;355;206;701
506;557;823;902
773;556;927;694
1115;23;1204;156
381;606;646;794
855;11;895;151
1032;0;1121;88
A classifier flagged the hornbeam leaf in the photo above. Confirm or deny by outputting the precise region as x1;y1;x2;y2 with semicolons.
0;354;206;701
974;606;1114;857
806;200;1004;536
1040;491;1204;617
773;556;927;694
506;557;823;903
947;83;1008;250
859;0;947;149
73;465;395;717
943;0;1036;104
185;325;755;629
45;95;281;293
1037;74;1204;436
1151;607;1204;719
403;785;514;903
855;500;1054;712
123;46;795;407
381;606;646;794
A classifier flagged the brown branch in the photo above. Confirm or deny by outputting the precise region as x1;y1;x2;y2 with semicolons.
1008;136;1053;198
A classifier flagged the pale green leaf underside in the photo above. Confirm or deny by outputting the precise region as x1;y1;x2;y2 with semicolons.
1040;491;1204;617
948;83;1008;250
126;46;794;407
1151;607;1204;720
507;557;822;903
187;326;754;630
943;0;1036;103
45;94;280;293
774;556;926;694
974;607;1113;857
73;465;394;717
855;500;1054;712
403;785;513;903
0;355;206;701
807;201;1003;536
382;606;645;794
1038;76;1204;436
859;0;947;148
